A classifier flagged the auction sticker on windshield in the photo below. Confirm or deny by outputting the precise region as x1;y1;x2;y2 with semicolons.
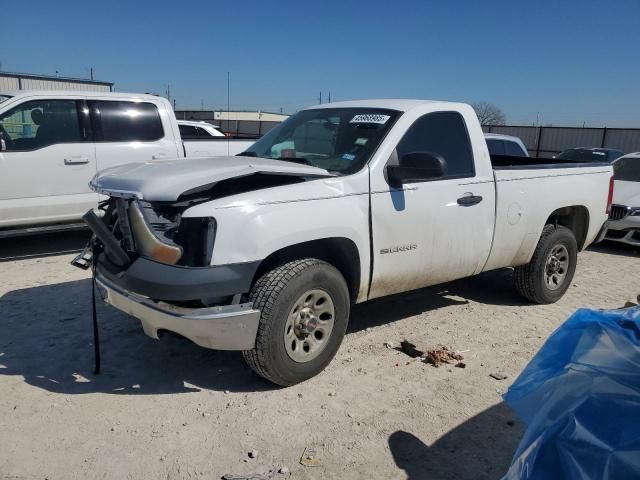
350;114;390;124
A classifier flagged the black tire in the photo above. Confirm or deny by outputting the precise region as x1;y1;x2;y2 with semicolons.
242;258;350;386
514;224;578;304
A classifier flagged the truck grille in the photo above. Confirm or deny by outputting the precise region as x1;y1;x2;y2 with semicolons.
609;204;631;221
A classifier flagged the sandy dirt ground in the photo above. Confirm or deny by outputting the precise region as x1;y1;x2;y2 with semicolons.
1;231;639;480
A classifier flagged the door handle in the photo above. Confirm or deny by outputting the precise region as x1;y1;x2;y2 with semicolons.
457;193;483;206
64;156;89;165
152;153;169;160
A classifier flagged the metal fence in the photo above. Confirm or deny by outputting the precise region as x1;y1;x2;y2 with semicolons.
483;125;640;158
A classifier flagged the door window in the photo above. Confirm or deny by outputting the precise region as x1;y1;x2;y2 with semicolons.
179;124;199;138
0;100;82;151
505;140;527;157
179;124;214;139
396;111;475;178
92;101;163;142
486;139;506;156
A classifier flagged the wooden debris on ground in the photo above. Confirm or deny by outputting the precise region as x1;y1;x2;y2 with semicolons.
399;340;464;367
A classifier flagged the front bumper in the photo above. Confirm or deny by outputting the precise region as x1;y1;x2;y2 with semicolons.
97;274;261;350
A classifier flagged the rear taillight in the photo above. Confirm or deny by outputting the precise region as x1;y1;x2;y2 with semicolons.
606;175;615;214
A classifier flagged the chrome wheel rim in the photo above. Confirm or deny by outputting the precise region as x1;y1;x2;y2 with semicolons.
284;289;335;363
545;244;569;291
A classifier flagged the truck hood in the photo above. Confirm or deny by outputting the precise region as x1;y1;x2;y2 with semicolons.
613;180;640;207
90;156;333;201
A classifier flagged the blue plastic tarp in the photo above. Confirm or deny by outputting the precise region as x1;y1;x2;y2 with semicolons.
502;306;640;480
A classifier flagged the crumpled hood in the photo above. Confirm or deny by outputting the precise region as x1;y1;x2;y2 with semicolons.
90;156;333;201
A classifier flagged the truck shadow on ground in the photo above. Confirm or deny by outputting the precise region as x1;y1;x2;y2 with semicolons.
349;268;528;333
588;240;640;258
0;230;90;262
0;277;274;395
388;402;523;480
1;267;529;396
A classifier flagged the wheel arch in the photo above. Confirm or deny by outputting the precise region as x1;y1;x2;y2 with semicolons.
545;205;590;250
252;237;362;302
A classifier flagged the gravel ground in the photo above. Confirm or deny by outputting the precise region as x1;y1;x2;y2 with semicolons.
1;232;639;480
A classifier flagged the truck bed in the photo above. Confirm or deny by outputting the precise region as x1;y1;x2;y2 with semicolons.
490;154;609;170
483;156;612;273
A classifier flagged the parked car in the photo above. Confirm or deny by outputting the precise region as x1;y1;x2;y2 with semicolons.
605;153;640;245
484;133;529;157
0;91;255;236
556;147;624;163
83;99;613;386
178;120;226;138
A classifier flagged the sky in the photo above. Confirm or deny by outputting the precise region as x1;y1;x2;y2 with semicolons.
1;0;638;127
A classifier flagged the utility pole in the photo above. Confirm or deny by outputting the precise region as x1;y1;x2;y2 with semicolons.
328;91;331;103
173;98;176;110
166;84;171;102
90;67;94;80
319;91;322;104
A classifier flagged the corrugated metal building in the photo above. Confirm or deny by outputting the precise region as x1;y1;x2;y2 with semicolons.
0;71;113;92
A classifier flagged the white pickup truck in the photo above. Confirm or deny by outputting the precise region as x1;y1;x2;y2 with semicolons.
83;99;613;386
0;91;254;236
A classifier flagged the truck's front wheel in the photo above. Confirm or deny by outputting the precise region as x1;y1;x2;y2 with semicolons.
514;224;578;304
242;258;350;386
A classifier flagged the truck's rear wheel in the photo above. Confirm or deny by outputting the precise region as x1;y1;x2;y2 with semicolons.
514;224;577;304
242;258;350;386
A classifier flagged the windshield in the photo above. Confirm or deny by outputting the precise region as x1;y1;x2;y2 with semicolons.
613;157;640;182
557;148;615;163
243;108;400;174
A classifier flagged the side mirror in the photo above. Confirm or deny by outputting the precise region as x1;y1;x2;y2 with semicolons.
386;152;446;186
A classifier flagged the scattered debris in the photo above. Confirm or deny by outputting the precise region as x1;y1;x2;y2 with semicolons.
300;445;321;467
423;346;463;367
278;466;289;474
248;450;259;459
202;412;211;417
328;391;336;397
224;390;230;394
297;393;303;398
398;340;465;367
399;340;424;358
383;341;394;349
506;420;516;426
490;373;508;381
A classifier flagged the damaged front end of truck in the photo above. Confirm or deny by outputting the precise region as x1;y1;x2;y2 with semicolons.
73;156;333;351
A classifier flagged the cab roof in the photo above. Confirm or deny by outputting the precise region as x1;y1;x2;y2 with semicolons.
0;90;164;101
304;99;464;112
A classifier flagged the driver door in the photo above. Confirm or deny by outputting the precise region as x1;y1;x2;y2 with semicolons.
369;110;495;298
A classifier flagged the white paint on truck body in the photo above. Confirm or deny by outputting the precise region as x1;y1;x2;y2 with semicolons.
161;99;612;302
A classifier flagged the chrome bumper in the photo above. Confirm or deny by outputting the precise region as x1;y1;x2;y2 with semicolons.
96;276;260;350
